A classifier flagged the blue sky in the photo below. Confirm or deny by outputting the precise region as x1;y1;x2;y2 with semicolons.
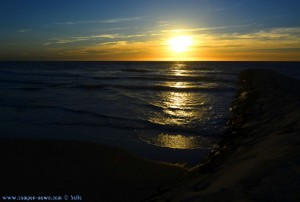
1;0;300;60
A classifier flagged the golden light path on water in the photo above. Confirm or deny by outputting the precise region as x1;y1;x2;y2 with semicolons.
140;133;210;149
139;63;211;150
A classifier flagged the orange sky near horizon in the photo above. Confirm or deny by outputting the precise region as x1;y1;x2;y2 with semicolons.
35;31;300;61
5;30;299;61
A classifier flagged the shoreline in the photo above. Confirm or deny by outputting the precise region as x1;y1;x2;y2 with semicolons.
148;69;300;201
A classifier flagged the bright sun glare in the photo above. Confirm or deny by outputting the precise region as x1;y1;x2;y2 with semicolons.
169;36;193;52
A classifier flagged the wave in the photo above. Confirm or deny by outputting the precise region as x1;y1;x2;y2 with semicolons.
121;68;154;73
75;83;235;92
92;75;236;83
0;70;83;79
2;104;206;135
0;78;72;87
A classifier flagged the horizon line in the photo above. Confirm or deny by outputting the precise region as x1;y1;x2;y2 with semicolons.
1;60;300;62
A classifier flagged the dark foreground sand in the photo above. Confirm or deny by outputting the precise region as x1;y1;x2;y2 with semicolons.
148;69;300;202
0;139;184;201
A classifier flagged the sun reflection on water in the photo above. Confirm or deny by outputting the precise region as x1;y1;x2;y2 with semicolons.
140;63;212;150
166;91;192;109
148;63;209;126
171;63;190;76
138;133;210;149
170;82;187;88
148;91;200;126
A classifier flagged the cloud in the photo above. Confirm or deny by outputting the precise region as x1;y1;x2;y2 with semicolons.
223;28;300;41
161;24;255;33
43;33;145;45
43;35;117;45
43;37;166;60
196;27;300;50
52;16;142;25
101;16;142;23
157;21;169;27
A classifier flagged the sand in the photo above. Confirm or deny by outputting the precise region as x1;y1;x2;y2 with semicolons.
0;139;185;201
148;69;300;201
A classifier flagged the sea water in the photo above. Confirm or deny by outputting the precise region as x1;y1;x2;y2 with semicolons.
0;62;299;166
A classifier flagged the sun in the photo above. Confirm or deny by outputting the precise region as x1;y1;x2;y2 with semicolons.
169;36;193;52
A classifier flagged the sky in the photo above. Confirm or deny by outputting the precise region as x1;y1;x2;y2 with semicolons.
0;0;300;61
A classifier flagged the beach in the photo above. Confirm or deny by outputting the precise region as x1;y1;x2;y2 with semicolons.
148;69;300;201
1;0;300;200
1;68;300;201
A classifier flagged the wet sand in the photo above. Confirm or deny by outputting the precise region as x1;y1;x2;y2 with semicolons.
148;69;300;201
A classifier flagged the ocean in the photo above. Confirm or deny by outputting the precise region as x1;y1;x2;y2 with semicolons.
0;61;299;166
